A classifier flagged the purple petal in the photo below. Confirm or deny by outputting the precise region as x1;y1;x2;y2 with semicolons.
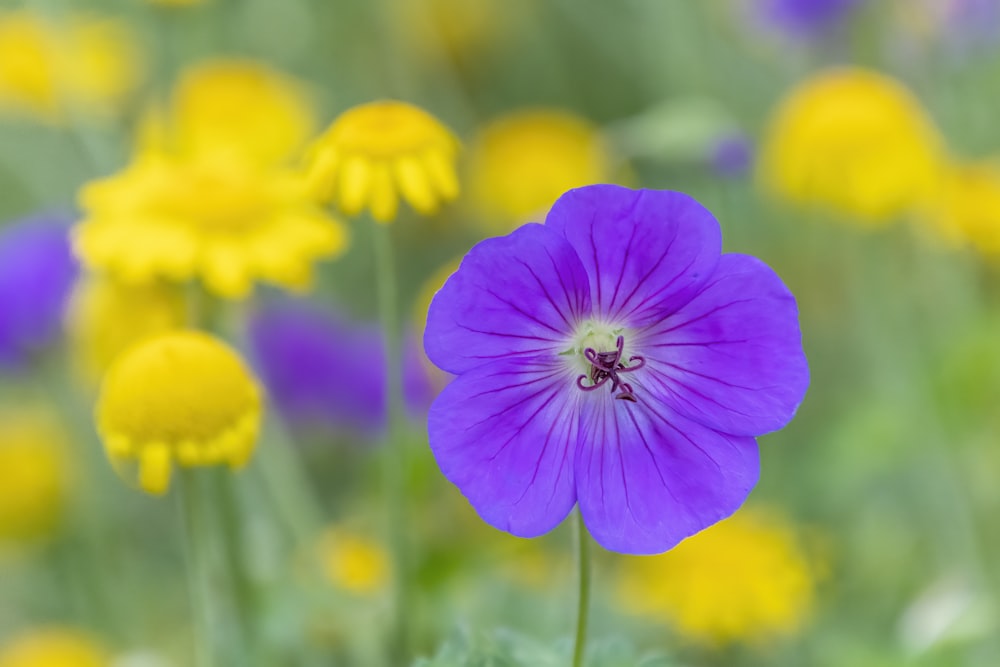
575;398;759;554
545;186;721;327
635;253;809;436
424;223;591;375
758;0;862;37
0;214;78;369
427;356;581;537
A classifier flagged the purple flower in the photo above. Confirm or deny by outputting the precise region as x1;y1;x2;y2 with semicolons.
757;0;862;38
423;185;808;554
0;214;77;370
247;299;434;438
710;133;754;178
944;0;1000;47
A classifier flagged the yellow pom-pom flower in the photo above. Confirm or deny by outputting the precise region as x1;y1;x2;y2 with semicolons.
925;159;1000;255
168;59;315;164
96;331;262;495
76;151;347;299
468;109;616;230
0;11;140;122
0;628;109;667
318;527;390;596
0;411;69;543
758;67;944;225
615;508;816;646
305;100;460;223
66;275;187;384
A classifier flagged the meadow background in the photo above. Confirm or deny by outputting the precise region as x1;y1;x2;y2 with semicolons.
1;0;1000;665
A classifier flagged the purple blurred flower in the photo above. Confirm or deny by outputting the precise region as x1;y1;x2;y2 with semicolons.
424;185;808;554
757;0;862;38
0;214;77;369
247;299;434;438
945;0;1000;47
710;133;754;178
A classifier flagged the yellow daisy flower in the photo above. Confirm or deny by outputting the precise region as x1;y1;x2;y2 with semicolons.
96;330;262;495
615;508;816;646
758;67;944;225
66;275;187;384
318;527;391;596
305;100;460;223
467;108;617;231
0;11;140;122
167;58;315;164
924;159;1000;255
0;410;70;543
0;628;109;667
76;151;347;299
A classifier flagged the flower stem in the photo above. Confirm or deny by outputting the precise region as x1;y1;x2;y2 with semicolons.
372;221;410;662
178;469;215;667
214;472;258;664
572;510;592;667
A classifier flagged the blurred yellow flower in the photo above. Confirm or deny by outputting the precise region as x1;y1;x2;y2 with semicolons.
468;109;616;230
615;508;815;646
395;0;517;64
0;411;69;543
305;100;460;223
0;628;109;667
67;275;187;383
925;159;1000;255
166;58;315;164
76;152;347;299
96;330;262;495
318;528;390;596
0;11;140;122
758;67;944;225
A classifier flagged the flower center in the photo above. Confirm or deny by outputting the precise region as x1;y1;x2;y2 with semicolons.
573;334;646;402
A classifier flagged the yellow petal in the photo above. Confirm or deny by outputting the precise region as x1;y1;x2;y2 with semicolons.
338;156;373;216
305;147;341;201
394;155;438;214
423;148;459;201
369;162;398;222
138;444;172;495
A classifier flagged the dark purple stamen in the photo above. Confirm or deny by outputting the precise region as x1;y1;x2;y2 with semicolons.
575;335;646;402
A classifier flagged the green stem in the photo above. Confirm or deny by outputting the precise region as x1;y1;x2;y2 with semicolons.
179;470;215;667
214;472;257;664
372;221;409;662
572;510;592;667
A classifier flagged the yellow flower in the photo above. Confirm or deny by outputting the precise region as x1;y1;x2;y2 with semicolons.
615;508;815;646
76;151;347;299
394;0;517;64
0;11;140;122
0;411;69;542
166;58;315;164
66;275;187;384
0;628;109;667
468;109;616;230
96;330;262;495
318;527;390;596
924;159;1000;255
305;100;460;222
758;67;944;225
